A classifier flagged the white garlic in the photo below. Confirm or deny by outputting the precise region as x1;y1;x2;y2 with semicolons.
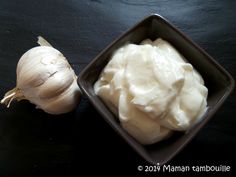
1;36;81;114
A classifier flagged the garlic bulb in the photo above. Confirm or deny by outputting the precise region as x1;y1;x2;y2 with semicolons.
1;36;81;114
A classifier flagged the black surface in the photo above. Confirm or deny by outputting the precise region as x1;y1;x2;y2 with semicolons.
0;0;235;176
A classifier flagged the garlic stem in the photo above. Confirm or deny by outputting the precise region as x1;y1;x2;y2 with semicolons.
37;36;52;47
1;87;25;107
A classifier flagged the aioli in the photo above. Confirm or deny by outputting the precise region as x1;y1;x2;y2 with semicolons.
94;38;208;145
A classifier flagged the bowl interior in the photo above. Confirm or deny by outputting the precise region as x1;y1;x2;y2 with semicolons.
78;14;234;165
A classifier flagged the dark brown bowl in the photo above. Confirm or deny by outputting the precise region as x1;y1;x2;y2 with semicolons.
77;14;234;165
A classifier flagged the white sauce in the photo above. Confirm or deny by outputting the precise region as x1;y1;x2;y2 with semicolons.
94;38;208;145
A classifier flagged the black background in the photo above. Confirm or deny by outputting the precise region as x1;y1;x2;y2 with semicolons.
0;0;235;176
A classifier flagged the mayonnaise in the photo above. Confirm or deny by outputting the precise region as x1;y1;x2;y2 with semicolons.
94;38;208;145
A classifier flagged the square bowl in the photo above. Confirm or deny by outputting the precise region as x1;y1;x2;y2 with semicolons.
77;14;234;165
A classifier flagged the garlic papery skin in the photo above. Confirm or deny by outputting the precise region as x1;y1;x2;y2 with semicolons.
1;37;81;114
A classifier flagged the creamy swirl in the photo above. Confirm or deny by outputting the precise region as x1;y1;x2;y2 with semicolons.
94;38;208;145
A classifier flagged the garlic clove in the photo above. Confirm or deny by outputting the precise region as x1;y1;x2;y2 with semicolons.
36;68;74;99
35;79;80;114
17;47;68;88
17;46;60;73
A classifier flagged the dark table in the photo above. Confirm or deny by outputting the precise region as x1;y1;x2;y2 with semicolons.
0;0;235;176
